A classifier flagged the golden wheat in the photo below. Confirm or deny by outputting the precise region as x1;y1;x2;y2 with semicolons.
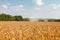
0;21;60;40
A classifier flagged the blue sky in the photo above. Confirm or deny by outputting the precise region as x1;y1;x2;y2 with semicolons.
0;0;60;19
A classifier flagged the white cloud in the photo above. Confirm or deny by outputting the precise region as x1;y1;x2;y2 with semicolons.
1;4;8;9
29;4;60;18
34;7;40;10
0;3;11;9
49;4;60;9
19;5;24;8
15;5;24;11
34;0;44;6
0;4;25;16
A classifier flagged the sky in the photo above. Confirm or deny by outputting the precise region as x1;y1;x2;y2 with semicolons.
0;0;60;19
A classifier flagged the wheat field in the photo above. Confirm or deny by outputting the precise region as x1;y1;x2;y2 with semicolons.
0;21;60;40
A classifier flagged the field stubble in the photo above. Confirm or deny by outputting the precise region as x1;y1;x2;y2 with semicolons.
0;21;60;40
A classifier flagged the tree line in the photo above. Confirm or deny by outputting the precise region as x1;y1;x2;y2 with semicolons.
0;13;29;21
0;13;60;22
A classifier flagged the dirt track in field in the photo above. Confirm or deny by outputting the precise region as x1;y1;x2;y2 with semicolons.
0;21;60;40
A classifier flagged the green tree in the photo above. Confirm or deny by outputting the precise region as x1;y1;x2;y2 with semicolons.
14;15;23;21
0;13;14;21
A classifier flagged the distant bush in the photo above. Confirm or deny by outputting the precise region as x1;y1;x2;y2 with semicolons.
23;18;30;21
38;19;60;22
47;19;60;22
